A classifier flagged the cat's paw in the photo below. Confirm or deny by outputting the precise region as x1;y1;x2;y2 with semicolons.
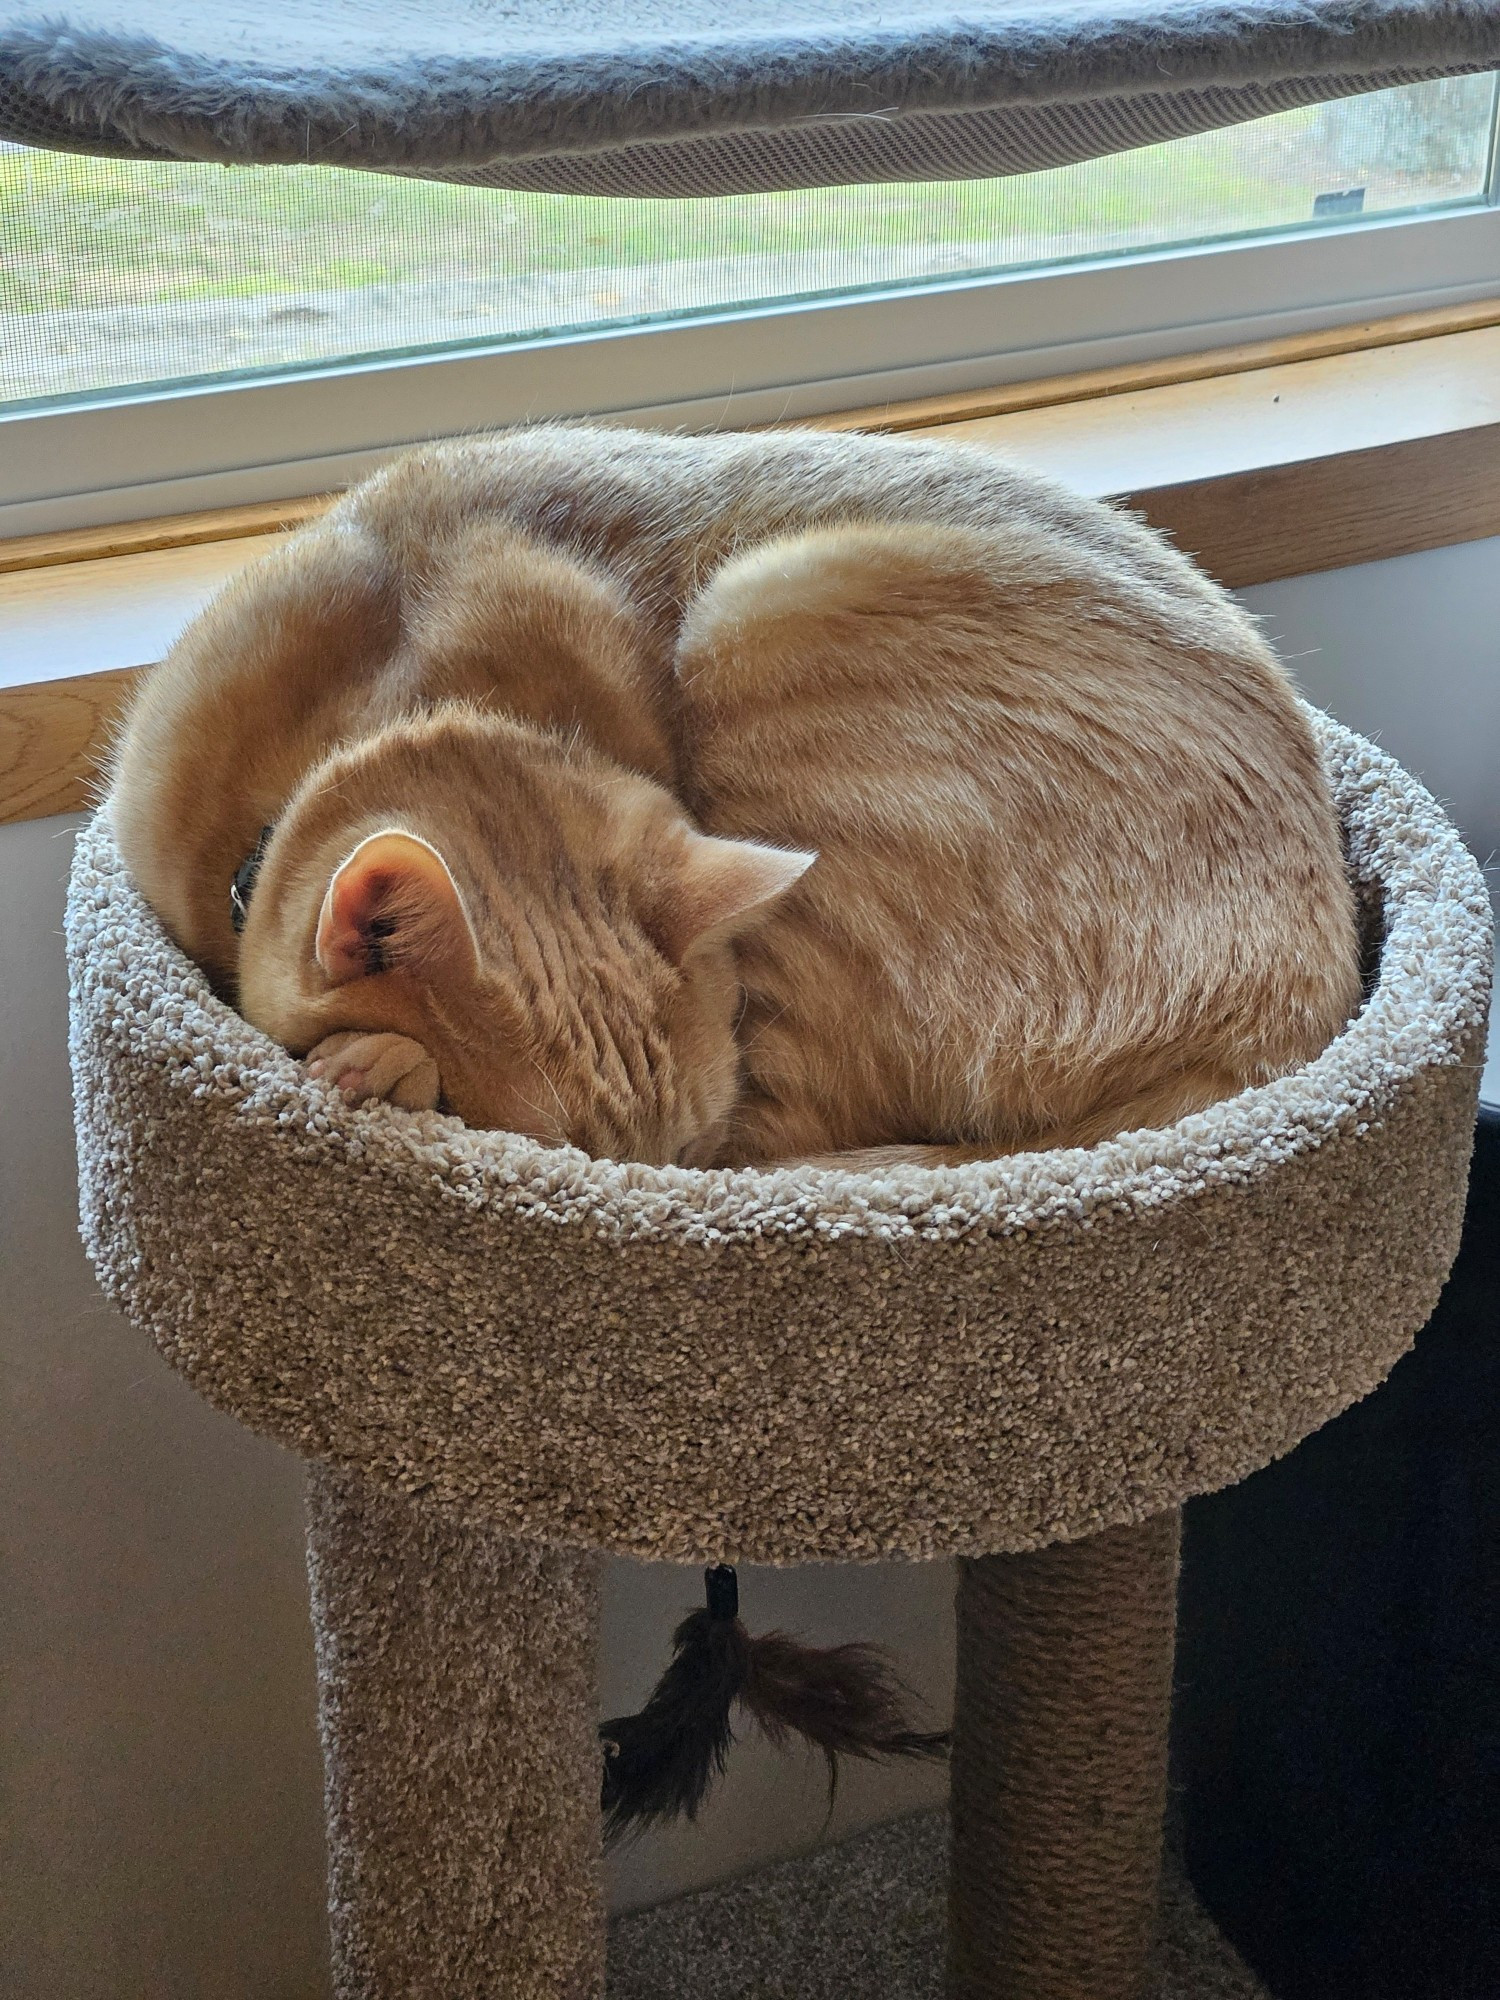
305;1031;441;1112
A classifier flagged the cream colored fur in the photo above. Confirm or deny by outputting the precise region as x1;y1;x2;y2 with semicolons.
110;426;1359;1168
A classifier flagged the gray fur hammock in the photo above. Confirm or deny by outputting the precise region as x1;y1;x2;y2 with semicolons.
68;471;1491;2000
5;1;1500;198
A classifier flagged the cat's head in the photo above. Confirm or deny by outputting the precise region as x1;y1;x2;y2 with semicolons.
235;706;813;1164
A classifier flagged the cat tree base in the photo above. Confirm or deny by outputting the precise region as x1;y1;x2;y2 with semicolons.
608;1806;1268;1999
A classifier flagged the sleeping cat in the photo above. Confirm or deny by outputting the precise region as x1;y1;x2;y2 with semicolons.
110;425;1360;1169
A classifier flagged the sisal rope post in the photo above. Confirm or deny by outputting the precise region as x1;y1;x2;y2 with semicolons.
948;1510;1181;2000
304;1466;604;1999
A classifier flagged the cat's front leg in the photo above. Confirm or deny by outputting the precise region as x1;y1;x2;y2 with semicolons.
305;1031;441;1112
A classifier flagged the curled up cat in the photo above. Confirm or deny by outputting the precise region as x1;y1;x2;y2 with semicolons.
108;424;1363;1833
110;424;1361;1175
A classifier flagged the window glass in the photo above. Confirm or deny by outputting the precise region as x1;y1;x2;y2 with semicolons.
2;74;1495;409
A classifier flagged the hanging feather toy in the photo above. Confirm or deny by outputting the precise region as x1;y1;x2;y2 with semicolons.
600;1565;948;1843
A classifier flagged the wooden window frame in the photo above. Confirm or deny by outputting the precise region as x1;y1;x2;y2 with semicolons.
4;300;1499;825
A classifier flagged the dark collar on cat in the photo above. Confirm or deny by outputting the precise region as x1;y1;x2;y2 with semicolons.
230;825;275;936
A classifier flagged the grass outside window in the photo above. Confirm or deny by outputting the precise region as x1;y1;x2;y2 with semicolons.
3;74;1495;406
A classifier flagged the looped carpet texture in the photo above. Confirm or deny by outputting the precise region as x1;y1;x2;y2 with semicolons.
66;711;1491;1564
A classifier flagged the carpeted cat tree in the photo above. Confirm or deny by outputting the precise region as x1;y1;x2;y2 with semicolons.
67;697;1491;1997
29;2;1496;1993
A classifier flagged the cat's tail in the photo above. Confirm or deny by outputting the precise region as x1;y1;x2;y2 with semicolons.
599;1565;947;1844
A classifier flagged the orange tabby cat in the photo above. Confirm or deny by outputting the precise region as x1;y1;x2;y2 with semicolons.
110;426;1360;1169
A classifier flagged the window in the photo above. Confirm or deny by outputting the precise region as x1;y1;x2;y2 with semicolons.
3;74;1497;533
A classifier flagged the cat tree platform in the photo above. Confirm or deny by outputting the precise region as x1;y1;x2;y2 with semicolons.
67;713;1490;1999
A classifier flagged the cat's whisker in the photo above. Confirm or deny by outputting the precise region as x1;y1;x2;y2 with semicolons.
529;1060;571;1127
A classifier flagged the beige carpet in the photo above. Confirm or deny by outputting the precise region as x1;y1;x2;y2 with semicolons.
609;1809;1269;1999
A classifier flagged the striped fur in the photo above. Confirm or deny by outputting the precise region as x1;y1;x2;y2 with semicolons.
110;427;1359;1167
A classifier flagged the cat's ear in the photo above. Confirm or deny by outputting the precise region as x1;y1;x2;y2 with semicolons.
315;830;479;986
656;829;816;963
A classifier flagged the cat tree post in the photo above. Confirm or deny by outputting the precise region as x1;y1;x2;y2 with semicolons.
304;1466;603;1999
949;1515;1181;2000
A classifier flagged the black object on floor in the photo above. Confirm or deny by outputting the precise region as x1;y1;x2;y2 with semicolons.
1177;1103;1500;2000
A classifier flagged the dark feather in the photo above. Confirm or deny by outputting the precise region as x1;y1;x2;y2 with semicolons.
600;1608;750;1843
742;1630;950;1801
599;1580;947;1843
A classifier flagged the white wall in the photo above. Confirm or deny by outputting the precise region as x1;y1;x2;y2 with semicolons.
1242;539;1500;1103
3;536;1496;1997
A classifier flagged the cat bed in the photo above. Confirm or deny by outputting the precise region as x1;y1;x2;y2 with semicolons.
6;2;1500;198
68;712;1490;1999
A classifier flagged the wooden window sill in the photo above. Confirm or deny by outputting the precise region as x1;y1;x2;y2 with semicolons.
4;302;1499;826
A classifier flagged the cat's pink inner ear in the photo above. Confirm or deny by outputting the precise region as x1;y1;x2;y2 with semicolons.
315;830;478;986
662;831;816;961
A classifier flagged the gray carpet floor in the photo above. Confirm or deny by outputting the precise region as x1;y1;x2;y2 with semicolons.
609;1809;1269;1999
